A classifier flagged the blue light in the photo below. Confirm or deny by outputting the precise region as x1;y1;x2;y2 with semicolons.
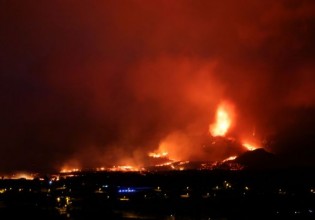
118;187;136;193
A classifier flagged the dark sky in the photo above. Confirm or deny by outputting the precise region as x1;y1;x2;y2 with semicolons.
1;0;315;173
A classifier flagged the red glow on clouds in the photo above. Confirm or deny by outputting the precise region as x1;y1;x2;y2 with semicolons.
1;1;315;172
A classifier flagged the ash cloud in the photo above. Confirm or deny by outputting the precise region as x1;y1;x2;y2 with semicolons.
1;0;315;172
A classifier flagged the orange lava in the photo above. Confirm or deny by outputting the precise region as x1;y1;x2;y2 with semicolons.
222;155;237;163
109;165;139;172
210;101;234;137
60;168;80;173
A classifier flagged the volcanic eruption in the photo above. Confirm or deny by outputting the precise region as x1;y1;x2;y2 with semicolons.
143;100;264;171
3;1;315;175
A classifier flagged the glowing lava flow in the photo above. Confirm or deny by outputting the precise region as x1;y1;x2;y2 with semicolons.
210;101;261;152
222;155;237;163
210;102;234;137
60;168;80;173
109;165;139;172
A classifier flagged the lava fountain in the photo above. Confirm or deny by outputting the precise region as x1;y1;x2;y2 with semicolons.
210;101;235;137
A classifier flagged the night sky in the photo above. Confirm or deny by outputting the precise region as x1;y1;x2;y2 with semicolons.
1;0;315;173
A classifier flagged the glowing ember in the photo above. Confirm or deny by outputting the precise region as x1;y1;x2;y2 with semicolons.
243;143;259;151
60;168;80;173
155;161;174;167
210;102;234;137
148;152;168;158
109;165;139;172
222;155;237;163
